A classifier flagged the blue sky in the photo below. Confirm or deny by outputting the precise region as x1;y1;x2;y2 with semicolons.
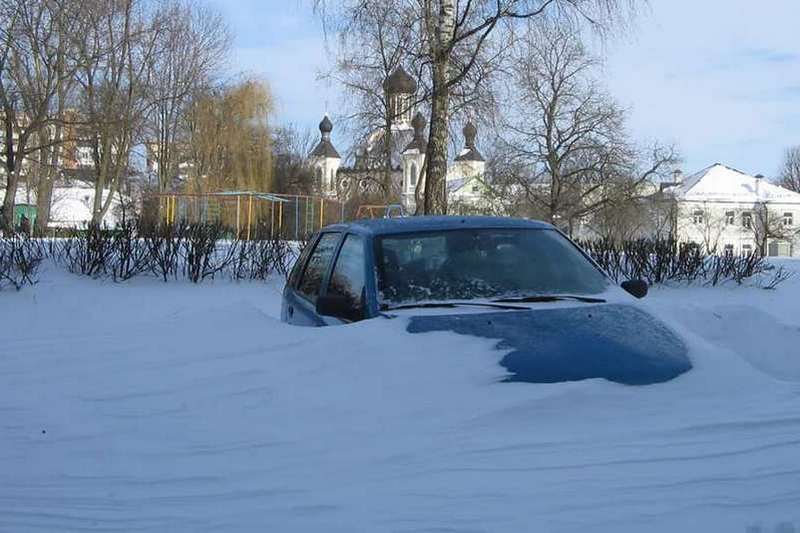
208;0;800;178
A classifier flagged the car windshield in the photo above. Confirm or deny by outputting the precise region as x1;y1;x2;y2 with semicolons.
376;228;608;306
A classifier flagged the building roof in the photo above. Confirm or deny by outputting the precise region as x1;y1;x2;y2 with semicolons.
383;66;417;94
323;215;552;236
310;115;340;159
671;163;800;204
310;140;340;159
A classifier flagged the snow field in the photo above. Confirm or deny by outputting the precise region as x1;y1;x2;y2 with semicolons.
1;260;799;532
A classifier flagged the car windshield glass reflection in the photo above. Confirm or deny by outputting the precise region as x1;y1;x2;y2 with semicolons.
376;228;607;306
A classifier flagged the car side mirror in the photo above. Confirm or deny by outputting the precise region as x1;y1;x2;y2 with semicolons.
316;293;359;320
621;279;648;299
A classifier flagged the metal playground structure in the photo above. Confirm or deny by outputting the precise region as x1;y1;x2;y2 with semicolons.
148;192;346;240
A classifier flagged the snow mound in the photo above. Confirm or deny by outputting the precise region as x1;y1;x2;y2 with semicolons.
1;263;800;532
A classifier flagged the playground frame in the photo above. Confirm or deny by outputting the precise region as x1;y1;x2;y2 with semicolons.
148;191;345;240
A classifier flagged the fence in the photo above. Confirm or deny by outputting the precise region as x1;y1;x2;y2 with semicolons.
146;192;345;240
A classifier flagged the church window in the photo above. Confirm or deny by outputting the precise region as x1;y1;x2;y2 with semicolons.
410;163;418;188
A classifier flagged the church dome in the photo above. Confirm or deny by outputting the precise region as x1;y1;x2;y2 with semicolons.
319;115;333;134
411;112;426;132
463;122;477;145
383;66;417;94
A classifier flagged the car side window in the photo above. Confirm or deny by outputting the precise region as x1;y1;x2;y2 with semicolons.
327;234;366;321
288;234;318;288
297;233;340;302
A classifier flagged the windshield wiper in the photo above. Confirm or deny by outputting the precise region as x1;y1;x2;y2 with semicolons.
382;301;529;312
491;294;606;304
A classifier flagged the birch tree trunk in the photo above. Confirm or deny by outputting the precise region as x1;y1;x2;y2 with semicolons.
423;64;450;214
421;0;455;215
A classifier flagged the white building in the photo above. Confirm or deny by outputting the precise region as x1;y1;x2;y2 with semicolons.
308;66;488;214
661;163;800;257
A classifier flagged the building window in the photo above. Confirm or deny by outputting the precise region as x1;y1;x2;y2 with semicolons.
725;211;735;225
723;244;734;256
742;212;753;229
783;212;794;227
741;244;753;256
409;163;417;188
692;210;704;225
471;185;479;193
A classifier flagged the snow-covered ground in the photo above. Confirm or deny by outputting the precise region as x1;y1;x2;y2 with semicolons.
2;261;800;532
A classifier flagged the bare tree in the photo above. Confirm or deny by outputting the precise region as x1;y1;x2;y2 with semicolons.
73;0;164;226
146;0;229;194
779;145;800;193
272;124;317;195
0;0;82;232
498;22;675;235
326;0;419;200
319;0;634;215
750;203;799;256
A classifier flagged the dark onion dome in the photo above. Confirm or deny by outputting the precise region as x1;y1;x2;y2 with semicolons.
403;112;427;153
411;112;426;132
454;121;484;162
463;122;477;146
319;115;333;134
383;66;417;94
310;114;340;159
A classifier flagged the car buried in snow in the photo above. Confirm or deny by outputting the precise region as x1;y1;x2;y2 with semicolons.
281;216;691;386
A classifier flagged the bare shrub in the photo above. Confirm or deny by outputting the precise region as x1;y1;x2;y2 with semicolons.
56;225;114;277
759;265;794;290
145;223;185;282
578;238;789;288
109;221;151;281
181;224;239;283
0;236;45;290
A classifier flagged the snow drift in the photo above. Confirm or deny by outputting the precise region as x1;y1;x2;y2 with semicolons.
1;262;799;532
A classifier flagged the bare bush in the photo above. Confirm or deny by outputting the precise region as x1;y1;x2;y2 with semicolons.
578;238;788;288
56;225;115;277
146;224;185;282
109;221;151;281
181;224;241;283
229;237;296;281
0;236;45;290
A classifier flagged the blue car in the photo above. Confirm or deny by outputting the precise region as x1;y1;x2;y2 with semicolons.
282;216;691;386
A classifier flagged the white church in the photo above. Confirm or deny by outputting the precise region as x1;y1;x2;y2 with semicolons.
308;66;490;214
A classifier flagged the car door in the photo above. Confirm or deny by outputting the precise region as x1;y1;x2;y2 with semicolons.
285;232;342;326
318;232;368;325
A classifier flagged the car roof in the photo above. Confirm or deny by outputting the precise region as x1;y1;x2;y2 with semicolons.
322;215;554;236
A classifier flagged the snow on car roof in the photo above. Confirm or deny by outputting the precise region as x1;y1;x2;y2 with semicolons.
324;215;553;235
